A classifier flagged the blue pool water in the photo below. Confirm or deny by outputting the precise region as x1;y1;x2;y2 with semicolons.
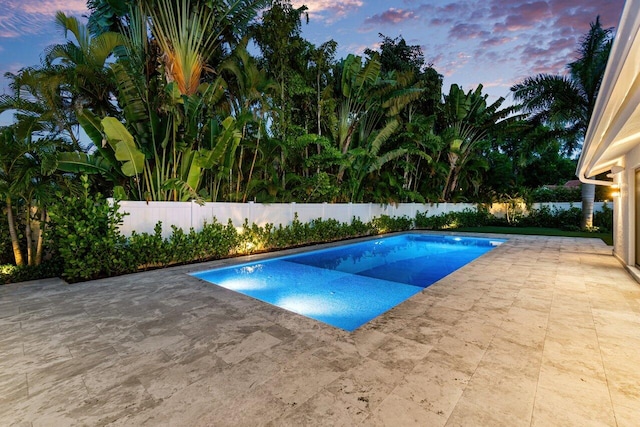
191;234;504;331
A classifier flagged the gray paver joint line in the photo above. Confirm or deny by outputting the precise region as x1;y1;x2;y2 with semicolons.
1;233;639;426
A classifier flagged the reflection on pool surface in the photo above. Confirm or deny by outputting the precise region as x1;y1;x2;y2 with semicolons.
191;234;505;331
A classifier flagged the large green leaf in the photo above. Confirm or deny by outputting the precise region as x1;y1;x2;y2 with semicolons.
161;178;203;204
77;109;119;168
101;117;145;177
198;116;242;169
56;152;115;175
180;148;202;192
369;119;399;156
77;109;103;145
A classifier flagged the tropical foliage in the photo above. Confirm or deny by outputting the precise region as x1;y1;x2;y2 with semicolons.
511;17;613;227
0;0;613;279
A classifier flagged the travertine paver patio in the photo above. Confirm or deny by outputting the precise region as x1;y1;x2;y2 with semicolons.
1;233;639;426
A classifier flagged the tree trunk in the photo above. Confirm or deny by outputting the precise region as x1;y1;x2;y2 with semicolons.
5;196;24;266
25;202;33;266
336;126;357;183
441;152;459;201
35;209;46;266
236;146;244;201
243;119;262;203
581;183;596;229
316;71;322;136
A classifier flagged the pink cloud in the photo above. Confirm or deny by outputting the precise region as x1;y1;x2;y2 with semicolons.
549;0;622;30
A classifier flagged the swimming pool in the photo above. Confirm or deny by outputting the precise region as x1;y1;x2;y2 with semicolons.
191;233;504;331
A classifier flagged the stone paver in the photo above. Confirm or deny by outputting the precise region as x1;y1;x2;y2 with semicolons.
1;232;639;426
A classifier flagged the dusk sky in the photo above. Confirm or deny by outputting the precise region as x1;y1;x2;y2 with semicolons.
0;0;626;126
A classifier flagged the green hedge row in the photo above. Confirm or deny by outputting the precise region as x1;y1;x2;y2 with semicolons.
1;195;614;284
1;187;419;283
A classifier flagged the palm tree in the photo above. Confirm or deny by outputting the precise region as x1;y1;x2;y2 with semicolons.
511;17;613;228
219;41;276;201
0;127;27;266
0;67;80;147
0;123;69;266
44;12;125;117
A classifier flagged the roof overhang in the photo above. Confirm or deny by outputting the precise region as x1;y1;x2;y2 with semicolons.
577;0;640;186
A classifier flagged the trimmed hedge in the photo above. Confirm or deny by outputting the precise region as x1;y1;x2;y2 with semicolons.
1;199;614;284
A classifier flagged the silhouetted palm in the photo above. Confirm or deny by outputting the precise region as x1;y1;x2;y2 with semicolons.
511;17;613;227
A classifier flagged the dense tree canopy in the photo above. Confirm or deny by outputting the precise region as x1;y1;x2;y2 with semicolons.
1;0;600;219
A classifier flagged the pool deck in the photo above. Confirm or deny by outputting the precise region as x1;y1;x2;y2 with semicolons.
1;233;639;426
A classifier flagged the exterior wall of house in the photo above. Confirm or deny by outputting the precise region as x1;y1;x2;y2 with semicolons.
615;144;640;267
613;170;627;263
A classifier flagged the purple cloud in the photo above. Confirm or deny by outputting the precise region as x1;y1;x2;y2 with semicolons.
491;1;551;33
449;23;490;40
430;17;453;26
480;36;514;48
363;8;419;26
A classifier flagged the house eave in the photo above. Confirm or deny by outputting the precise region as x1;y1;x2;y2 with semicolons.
577;0;640;183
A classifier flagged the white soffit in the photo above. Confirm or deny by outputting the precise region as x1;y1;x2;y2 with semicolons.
578;0;640;181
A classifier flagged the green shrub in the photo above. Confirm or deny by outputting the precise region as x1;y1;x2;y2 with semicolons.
519;205;555;227
371;214;413;233
349;217;375;236
415;208;490;229
128;219;239;268
0;260;62;285
236;214;377;253
415;211;454;229
13;195;612;285
129;222;171;268
508;204;582;230
198;219;239;259
455;208;492;227
47;176;135;282
239;219;275;252
555;207;583;230
530;186;581;202
594;203;613;232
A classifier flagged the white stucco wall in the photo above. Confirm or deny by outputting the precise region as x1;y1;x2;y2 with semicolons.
615;144;640;267
114;200;610;238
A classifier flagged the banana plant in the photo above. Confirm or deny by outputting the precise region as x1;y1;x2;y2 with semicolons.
62;103;241;202
438;84;519;200
334;55;422;183
344;118;407;202
54;0;247;202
